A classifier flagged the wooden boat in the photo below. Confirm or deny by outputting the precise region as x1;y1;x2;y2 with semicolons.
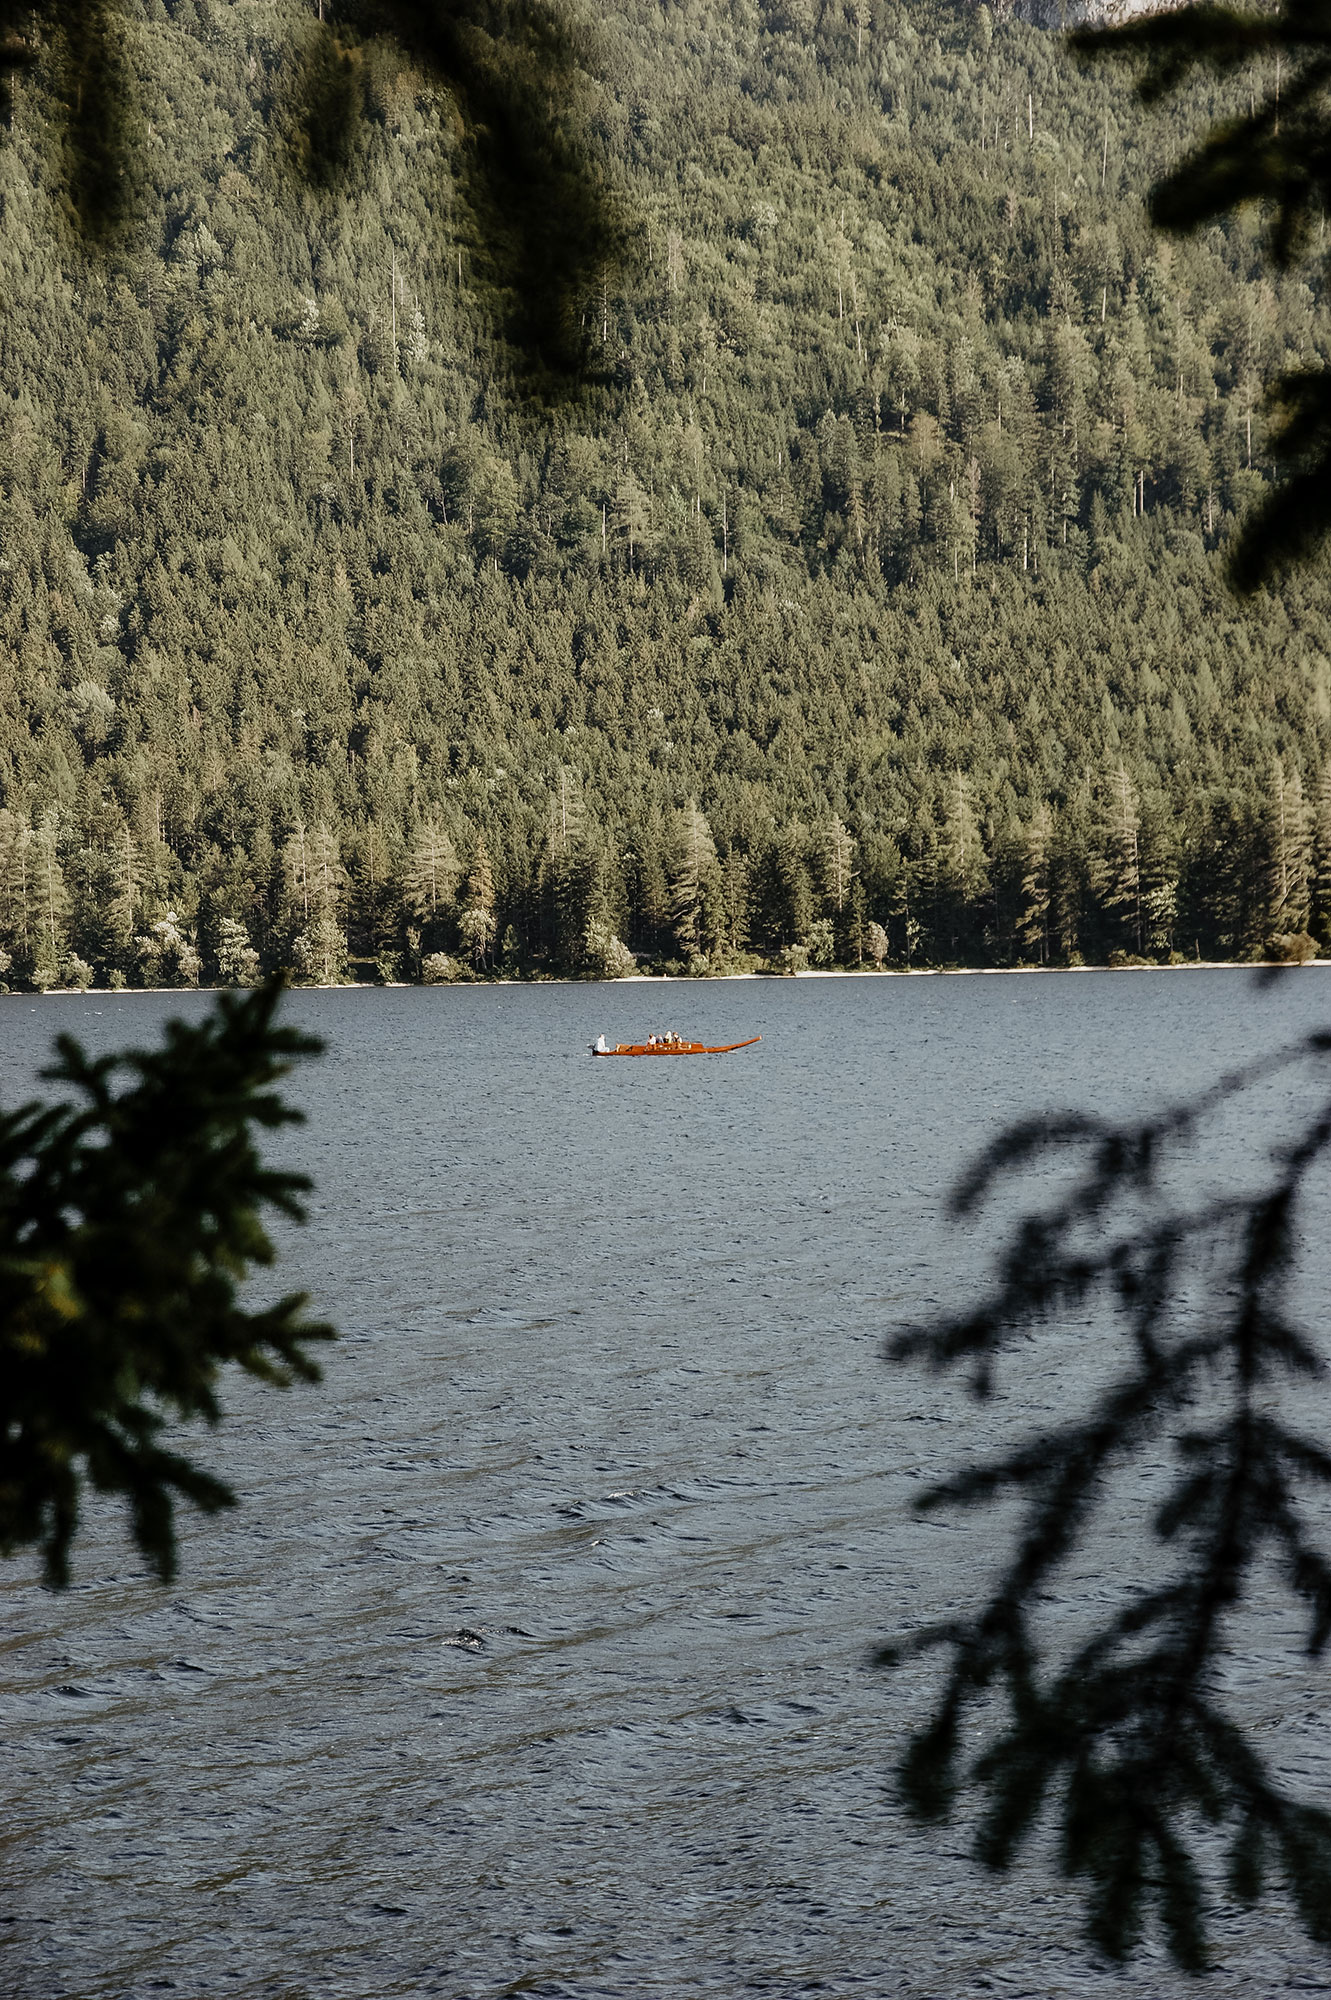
592;1035;761;1057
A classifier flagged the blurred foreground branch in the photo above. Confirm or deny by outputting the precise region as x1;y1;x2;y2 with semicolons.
1075;1;1331;587
0;981;333;1590
0;0;624;379
881;1022;1331;1969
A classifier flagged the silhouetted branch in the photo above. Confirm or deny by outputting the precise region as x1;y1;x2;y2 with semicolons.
881;1024;1331;1968
1073;3;1331;587
286;0;626;375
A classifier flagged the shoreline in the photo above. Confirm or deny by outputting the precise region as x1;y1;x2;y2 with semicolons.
9;958;1331;997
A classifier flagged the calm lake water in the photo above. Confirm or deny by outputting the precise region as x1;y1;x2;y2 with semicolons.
4;969;1331;1999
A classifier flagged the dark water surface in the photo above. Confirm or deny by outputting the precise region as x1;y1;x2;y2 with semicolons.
4;970;1331;1998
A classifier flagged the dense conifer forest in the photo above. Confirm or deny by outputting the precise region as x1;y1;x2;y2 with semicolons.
2;0;1331;986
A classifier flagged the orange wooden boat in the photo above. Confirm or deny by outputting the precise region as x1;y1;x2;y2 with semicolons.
592;1035;761;1057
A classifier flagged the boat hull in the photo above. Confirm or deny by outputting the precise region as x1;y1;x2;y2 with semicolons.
593;1037;761;1057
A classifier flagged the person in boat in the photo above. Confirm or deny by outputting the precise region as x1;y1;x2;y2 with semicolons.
595;1033;608;1053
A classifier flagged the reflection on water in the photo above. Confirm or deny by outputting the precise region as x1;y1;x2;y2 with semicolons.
3;971;1331;1997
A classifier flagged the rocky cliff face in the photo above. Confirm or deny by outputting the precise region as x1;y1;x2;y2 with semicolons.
1007;0;1176;27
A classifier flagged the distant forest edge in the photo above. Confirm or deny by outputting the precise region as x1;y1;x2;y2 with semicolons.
3;0;1331;988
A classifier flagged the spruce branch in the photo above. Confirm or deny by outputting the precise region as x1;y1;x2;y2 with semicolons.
0;980;333;1589
881;1026;1331;1968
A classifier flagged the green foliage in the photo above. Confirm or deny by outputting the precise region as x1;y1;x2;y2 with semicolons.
0;980;333;1588
882;1027;1331;1967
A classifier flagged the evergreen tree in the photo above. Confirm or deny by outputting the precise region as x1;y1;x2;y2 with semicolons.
669;800;718;961
821;816;857;924
402;819;460;932
1017;803;1052;966
1263;758;1313;946
883;0;1331;1959
459;831;497;970
283;824;348;984
1095;764;1144;959
29;814;68;989
0;809;34;977
1311;761;1331;949
750;830;814;961
626;828;672;958
936;772;989;962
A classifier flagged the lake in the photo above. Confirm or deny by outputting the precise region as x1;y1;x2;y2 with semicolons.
3;969;1331;1998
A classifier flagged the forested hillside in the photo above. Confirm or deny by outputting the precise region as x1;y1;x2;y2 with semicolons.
2;0;1330;986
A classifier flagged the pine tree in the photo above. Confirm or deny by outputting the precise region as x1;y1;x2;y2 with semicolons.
282;823;315;937
401;818;459;927
627;830;671;958
1051;817;1085;968
721;847;751;960
30;814;68;989
547;767;586;860
282;823;348;983
1264;758;1313;944
292;912;348;986
1135;795;1180;962
541;836;598;972
308;825;346;925
346;820;402;967
1017;803;1053;966
937;772;989;961
405;298;429;366
888;866;920;968
106;817;142;975
1311;760;1331;949
0;808;33;974
459;831;497;969
613;473;651;570
749;829;814;960
822;815;856;917
1097;764;1144;958
669;799;718;960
